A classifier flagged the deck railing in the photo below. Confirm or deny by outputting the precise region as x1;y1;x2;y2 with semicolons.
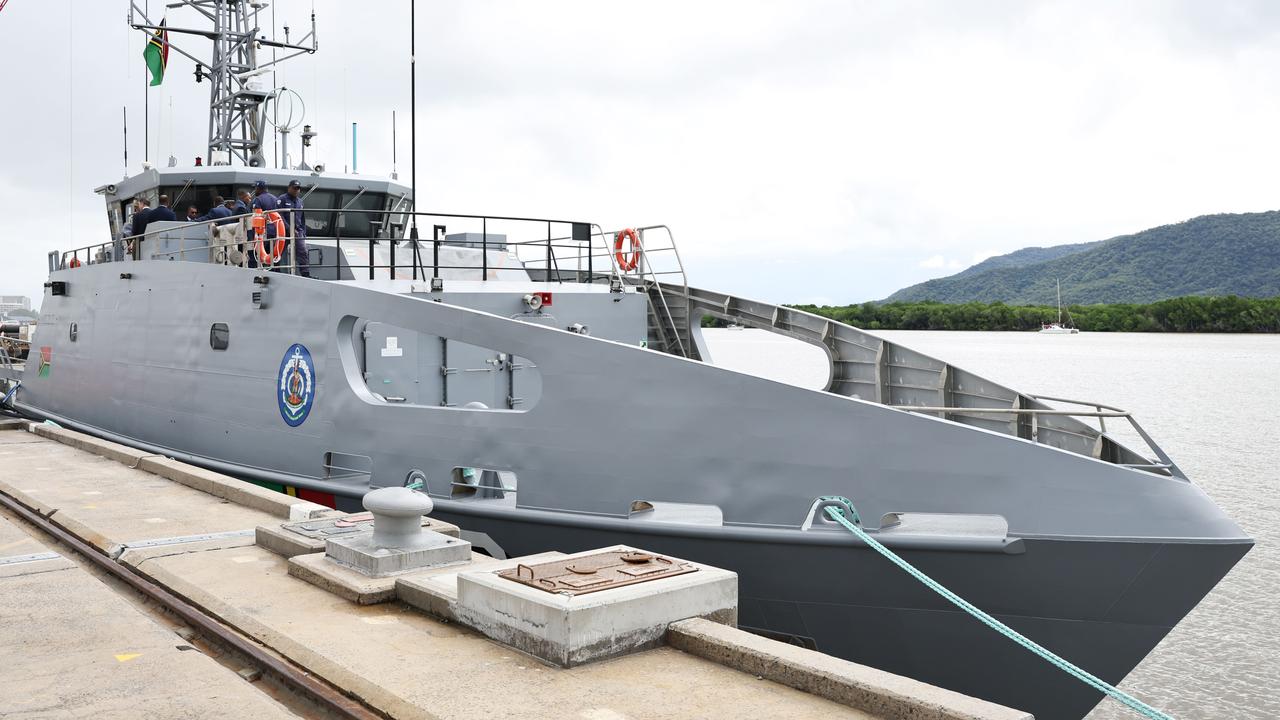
54;209;631;286
0;336;29;373
891;395;1184;478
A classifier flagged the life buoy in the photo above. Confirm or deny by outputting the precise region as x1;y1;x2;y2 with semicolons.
614;228;641;272
68;257;82;269
253;208;288;264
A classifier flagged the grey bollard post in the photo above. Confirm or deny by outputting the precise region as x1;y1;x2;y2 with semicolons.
363;486;434;550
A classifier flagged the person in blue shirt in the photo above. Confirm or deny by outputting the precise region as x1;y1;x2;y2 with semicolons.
276;179;310;277
234;189;252;215
251;181;279;217
246;181;282;268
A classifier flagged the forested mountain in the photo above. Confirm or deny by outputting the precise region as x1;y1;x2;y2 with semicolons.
885;211;1280;304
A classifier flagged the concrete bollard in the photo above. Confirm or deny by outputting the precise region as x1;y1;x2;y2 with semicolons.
363;487;434;550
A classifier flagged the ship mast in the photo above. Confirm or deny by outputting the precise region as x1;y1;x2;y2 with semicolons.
128;1;317;168
1056;279;1063;324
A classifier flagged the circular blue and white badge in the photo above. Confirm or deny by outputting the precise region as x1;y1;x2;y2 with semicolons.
278;343;316;427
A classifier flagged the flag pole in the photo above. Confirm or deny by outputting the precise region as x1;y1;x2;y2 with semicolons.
144;1;149;164
409;0;417;242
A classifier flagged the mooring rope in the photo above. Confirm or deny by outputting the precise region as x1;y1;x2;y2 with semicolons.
819;495;1173;720
0;380;20;410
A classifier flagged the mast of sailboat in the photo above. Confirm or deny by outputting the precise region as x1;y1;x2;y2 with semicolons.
1056;279;1063;324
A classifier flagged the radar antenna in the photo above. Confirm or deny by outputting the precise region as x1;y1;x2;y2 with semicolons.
128;1;317;168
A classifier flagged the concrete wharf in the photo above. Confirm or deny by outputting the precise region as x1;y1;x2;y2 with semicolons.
0;418;1031;720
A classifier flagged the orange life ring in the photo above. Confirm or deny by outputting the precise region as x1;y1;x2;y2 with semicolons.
68;257;82;269
614;228;641;272
253;209;288;264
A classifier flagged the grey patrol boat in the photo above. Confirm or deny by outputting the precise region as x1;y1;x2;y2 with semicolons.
0;4;1251;719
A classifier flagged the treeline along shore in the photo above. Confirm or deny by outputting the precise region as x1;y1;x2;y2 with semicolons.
768;295;1280;332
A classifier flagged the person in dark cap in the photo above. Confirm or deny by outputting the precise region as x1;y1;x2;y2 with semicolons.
252;180;280;232
251;180;279;215
247;181;280;269
276;179;310;277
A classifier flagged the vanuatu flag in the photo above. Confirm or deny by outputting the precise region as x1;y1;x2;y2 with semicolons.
143;19;169;86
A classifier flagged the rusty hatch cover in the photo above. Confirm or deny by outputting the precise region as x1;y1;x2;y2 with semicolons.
496;550;698;596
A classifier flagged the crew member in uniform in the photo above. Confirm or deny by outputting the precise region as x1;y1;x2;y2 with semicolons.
249;180;279;268
276;179;311;277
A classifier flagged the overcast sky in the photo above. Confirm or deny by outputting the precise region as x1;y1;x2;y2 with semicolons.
3;0;1280;307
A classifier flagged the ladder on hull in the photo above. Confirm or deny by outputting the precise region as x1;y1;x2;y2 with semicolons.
608;225;697;360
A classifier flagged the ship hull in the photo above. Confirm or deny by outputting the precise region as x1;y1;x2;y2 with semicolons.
5;262;1251;720
427;503;1248;720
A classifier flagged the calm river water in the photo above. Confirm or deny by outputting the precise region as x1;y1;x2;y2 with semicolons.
703;329;1279;720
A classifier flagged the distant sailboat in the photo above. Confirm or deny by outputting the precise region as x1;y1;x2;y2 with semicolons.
1040;279;1079;334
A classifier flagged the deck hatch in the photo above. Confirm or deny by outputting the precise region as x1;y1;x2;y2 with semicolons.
496;550;697;596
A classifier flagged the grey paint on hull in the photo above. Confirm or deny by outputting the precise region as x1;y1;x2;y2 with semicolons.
424;505;1248;720
8;260;1252;720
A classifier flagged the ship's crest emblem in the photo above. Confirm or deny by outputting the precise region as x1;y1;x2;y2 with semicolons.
277;343;315;427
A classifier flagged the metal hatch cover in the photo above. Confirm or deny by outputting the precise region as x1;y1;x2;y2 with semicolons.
496;550;698;596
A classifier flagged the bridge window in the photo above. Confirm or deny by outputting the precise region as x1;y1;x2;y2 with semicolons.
303;190;336;237
335;192;385;238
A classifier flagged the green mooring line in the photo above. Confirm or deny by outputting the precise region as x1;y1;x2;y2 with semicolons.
820;497;1174;720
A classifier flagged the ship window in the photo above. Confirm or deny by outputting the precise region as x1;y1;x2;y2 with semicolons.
303;190;336;237
68;322;77;342
209;322;230;350
160;184;233;217
336;192;385;238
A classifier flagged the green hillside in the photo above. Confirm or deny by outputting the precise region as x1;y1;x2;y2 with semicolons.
885;211;1280;304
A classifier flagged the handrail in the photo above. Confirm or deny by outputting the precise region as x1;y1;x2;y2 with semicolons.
1028;394;1124;433
595;224;692;357
56;208;625;287
0;336;31;370
890;401;1184;479
890;406;1128;417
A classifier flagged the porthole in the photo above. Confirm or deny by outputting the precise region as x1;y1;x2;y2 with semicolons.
68;322;78;342
209;322;230;351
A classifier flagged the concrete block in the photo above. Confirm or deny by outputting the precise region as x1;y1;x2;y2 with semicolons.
0;480;57;517
289;549;493;605
454;545;737;667
256;514;459;559
287;552;398;605
667;618;1033;720
326;529;470;577
139;457;324;519
30;423;150;466
395;551;565;620
27;423;329;520
0;419;30;431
